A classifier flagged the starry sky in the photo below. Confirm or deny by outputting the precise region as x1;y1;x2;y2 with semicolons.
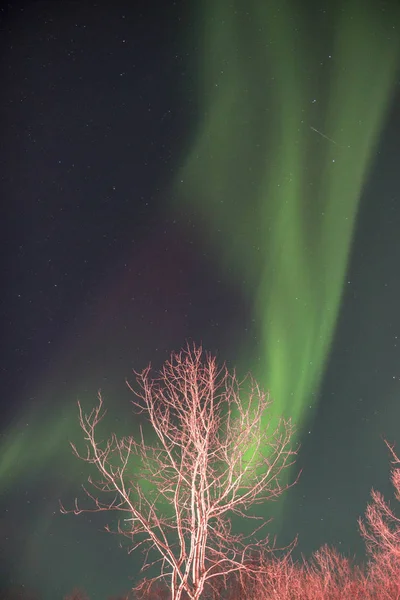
1;1;400;598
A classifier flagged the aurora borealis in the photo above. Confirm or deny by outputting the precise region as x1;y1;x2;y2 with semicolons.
176;0;400;427
174;0;400;526
2;1;400;599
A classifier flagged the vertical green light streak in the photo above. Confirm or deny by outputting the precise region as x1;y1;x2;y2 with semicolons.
175;0;399;433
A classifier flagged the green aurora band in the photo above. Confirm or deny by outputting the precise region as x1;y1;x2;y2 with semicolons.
175;0;400;433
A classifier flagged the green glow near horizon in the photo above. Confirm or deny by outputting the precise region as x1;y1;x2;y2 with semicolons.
175;0;400;434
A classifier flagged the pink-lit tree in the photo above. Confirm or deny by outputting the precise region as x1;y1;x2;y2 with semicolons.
61;344;298;600
358;439;400;598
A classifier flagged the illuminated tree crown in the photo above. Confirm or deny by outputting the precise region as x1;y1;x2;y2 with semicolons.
61;344;299;600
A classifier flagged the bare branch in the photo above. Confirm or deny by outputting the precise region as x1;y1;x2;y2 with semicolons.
359;438;400;585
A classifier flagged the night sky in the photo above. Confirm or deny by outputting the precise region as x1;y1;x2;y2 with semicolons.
1;1;400;598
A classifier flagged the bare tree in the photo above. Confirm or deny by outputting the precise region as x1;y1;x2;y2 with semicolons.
61;344;299;600
358;439;400;597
